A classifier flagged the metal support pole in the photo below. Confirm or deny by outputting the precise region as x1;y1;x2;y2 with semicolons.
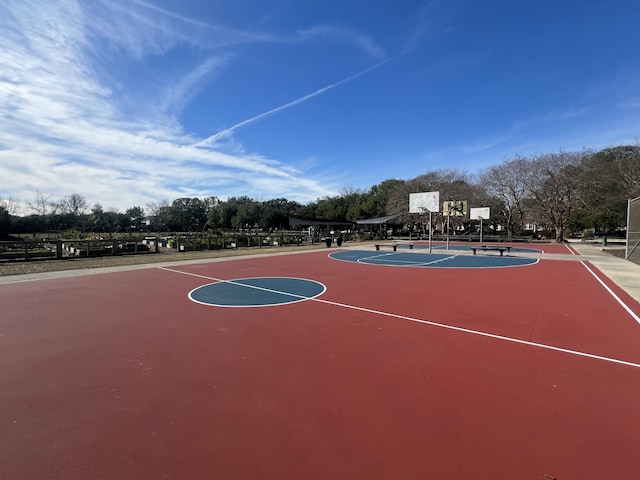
428;211;433;253
446;213;450;251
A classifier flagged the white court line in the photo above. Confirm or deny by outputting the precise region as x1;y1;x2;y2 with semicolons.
158;267;325;302
580;261;640;325
421;255;458;266
359;254;456;267
353;252;538;269
357;252;398;262
159;266;640;370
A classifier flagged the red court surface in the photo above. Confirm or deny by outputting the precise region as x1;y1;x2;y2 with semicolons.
1;244;640;479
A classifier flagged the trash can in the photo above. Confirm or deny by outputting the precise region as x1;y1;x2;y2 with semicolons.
336;237;343;247
602;235;607;246
325;237;332;247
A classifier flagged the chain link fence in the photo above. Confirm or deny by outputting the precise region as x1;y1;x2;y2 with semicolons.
627;196;640;264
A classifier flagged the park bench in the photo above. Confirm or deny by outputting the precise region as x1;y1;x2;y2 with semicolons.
470;245;512;256
374;242;413;251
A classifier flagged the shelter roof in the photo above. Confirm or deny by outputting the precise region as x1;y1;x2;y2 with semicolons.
353;214;401;225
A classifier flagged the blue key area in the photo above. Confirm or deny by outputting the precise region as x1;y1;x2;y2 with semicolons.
189;277;326;307
329;250;538;268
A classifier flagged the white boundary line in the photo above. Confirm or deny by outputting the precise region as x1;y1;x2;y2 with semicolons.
580;261;640;325
159;266;640;370
357;253;457;267
311;296;640;370
565;243;578;255
342;250;539;269
159;267;327;308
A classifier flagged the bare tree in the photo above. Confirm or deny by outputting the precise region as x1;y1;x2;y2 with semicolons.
479;156;530;239
524;151;584;242
614;143;640;199
58;193;88;228
387;169;489;235
146;200;170;231
29;190;51;230
0;195;22;216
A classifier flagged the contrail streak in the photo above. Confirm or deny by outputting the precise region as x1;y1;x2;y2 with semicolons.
194;58;391;147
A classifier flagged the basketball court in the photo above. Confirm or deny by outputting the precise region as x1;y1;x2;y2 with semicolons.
1;240;639;479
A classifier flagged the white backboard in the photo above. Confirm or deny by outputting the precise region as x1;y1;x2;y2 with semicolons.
409;191;439;214
470;207;490;220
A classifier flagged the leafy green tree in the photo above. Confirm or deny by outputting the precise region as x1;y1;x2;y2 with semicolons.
292;202;318;220
88;203;106;232
315;195;349;221
218;197;254;229
125;206;146;231
88;203;126;233
258;206;289;230
263;198;302;215
232;202;262;229
363;179;404;218
0;205;10;238
168;198;207;232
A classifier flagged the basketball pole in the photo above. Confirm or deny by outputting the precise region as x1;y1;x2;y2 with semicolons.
430;211;433;253
428;210;433;253
420;207;433;253
446;208;450;251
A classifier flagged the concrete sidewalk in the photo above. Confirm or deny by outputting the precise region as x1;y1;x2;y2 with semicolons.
568;241;640;305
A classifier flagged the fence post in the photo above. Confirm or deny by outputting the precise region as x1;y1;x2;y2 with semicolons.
627;196;640;262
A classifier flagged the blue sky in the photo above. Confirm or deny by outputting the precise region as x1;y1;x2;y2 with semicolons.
1;0;639;213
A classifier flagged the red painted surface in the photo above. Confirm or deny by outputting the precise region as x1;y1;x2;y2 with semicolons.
1;247;639;479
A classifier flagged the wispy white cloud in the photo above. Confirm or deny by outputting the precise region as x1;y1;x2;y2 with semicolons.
296;25;387;60
129;0;282;45
1;0;358;210
158;55;230;114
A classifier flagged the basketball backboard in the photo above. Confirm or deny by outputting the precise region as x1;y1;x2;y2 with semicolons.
443;200;468;217
409;191;439;214
469;207;490;220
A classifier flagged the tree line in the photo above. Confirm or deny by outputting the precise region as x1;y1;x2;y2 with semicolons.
1;145;638;242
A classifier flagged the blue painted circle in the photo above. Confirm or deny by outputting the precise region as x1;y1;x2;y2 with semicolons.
329;250;538;268
189;277;326;307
